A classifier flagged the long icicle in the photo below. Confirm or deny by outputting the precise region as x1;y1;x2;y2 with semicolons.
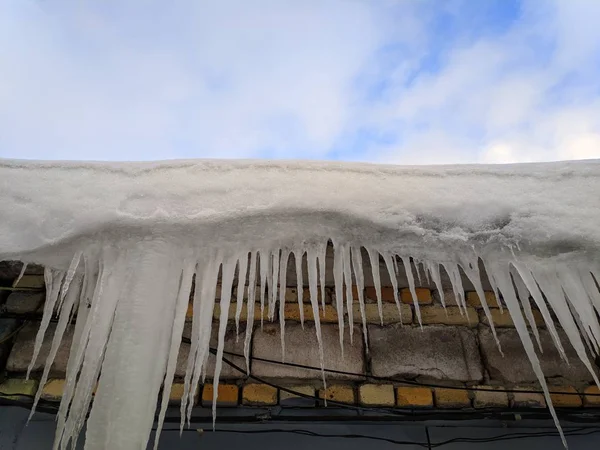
243;251;258;374
234;253;249;338
366;248;384;325
294;249;305;327
278;250;289;360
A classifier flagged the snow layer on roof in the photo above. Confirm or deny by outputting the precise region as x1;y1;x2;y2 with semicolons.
1;158;599;264
0;158;599;449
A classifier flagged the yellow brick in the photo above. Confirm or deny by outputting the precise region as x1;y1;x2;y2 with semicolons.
202;384;238;407
512;387;546;408
42;379;65;401
466;291;500;308
280;385;315;401
434;387;471;408
419;306;478;327
242;384;277;405
284;304;338;323
359;384;395;406
169;382;199;404
583;386;600;407
483;308;544;328
352;303;412;324
401;288;432;305
396;387;433;408
285;287;301;303
0;379;38;399
471;386;509;408
318;385;355;404
12;274;45;289
365;286;396;303
549;386;581;408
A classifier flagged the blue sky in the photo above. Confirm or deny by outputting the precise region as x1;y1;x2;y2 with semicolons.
1;0;600;164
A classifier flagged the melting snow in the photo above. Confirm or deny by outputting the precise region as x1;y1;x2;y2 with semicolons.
1;158;599;449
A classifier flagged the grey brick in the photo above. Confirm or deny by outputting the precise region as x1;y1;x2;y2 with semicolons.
252;322;364;380
369;324;483;382
4;292;45;314
176;323;247;380
6;322;72;375
480;327;597;384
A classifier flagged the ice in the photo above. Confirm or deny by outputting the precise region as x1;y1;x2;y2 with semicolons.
366;248;384;325
234;254;249;337
293;249;305;326
278;250;289;359
401;256;422;327
332;241;346;353
0;158;599;449
351;246;368;350
243;251;258;373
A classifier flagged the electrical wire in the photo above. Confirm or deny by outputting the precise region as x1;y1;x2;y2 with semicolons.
161;426;600;448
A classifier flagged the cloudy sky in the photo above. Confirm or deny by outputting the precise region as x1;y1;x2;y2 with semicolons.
1;0;600;164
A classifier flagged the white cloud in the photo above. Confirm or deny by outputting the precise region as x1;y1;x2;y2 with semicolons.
364;0;600;165
0;0;391;160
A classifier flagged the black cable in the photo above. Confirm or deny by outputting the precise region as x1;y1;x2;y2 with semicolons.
156;426;600;447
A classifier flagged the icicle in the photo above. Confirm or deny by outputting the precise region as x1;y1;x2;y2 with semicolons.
294;249;305;327
57;248;130;449
278;250;289;360
29;275;82;420
27;268;65;379
85;243;183;450
259;250;268;329
181;252;220;430
426;261;445;309
56;251;82;315
243;251;258;374
212;254;237;428
511;266;543;353
487;260;567;448
512;261;567;361
14;262;27;287
234;253;249;337
366;248;384;325
351;246;368;351
381;252;402;321
153;260;195;450
307;247;327;390
557;262;600;353
53;255;98;449
340;244;354;344
580;268;600;318
401;256;422;328
424;261;431;286
332;243;345;355
415;260;423;286
318;243;327;314
530;265;600;387
459;256;500;349
441;262;467;315
268;250;280;322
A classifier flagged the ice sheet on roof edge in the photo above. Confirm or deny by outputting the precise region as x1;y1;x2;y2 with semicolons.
1;159;599;449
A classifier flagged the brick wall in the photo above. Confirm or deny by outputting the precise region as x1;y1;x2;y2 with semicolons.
1;260;599;410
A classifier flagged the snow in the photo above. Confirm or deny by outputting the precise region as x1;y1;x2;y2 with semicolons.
0;158;599;449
